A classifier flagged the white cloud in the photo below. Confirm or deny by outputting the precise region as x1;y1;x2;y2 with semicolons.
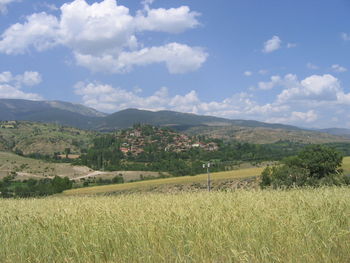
341;32;350;41
0;70;42;86
0;0;206;74
0;70;43;100
287;43;297;48
331;64;347;73
258;75;281;90
75;43;207;74
0;0;19;14
135;6;200;34
244;71;252;77
0;71;13;83
20;71;42;86
0;84;42;100
307;62;319;70
262;35;281;53
0;12;59;54
74;81;260;115
267;110;318;124
258;74;298;90
277;74;341;103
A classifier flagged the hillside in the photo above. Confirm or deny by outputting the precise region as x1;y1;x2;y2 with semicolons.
317;128;350;138
185;125;350;144
0;151;166;183
0;121;95;155
0;99;105;129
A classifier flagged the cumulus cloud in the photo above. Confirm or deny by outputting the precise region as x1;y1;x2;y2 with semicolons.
258;74;298;90
262;35;281;53
0;70;42;86
331;64;347;73
74;82;201;112
0;71;43;100
277;74;341;103
0;0;18;14
75;42;207;74
0;0;206;74
267;110;318;124
0;12;59;54
135;6;200;34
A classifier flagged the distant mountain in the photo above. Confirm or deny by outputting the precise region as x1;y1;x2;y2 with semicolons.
0;100;301;131
0;99;105;129
96;108;301;131
317;128;350;139
0;99;349;144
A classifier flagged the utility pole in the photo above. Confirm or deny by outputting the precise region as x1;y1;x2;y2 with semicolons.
203;162;211;192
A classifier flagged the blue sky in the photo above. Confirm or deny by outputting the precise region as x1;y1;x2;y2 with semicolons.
0;0;349;128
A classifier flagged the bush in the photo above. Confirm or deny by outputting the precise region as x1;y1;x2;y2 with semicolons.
112;175;124;184
261;145;346;188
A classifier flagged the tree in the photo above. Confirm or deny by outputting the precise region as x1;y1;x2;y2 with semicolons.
261;145;345;188
64;148;71;159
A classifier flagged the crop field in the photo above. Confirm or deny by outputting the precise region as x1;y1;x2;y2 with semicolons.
342;156;350;174
64;157;350;196
63;167;264;195
1;187;350;262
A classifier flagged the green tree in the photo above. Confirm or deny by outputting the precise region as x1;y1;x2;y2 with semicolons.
64;148;71;159
261;145;345;188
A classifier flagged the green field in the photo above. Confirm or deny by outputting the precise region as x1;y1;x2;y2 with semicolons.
1;188;350;262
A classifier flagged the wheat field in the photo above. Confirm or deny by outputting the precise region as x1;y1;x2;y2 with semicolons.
1;187;350;262
63;167;264;195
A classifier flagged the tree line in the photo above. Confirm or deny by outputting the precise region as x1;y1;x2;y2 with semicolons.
0;173;72;198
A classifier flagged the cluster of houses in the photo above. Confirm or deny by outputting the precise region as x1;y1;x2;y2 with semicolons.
116;125;219;155
0;121;17;129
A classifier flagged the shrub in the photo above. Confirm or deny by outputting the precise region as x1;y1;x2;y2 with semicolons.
261;145;346;188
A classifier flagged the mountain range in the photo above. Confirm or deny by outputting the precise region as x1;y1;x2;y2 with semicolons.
0;99;350;142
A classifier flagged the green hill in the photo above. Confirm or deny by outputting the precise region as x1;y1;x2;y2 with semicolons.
0;121;95;155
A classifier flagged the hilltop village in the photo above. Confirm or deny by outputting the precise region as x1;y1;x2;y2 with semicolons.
115;125;219;155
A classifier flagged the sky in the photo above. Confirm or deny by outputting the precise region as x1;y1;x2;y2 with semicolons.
0;0;349;128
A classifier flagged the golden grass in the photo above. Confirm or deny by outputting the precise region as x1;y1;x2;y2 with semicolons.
63;167;264;195
1;188;350;262
342;156;350;174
